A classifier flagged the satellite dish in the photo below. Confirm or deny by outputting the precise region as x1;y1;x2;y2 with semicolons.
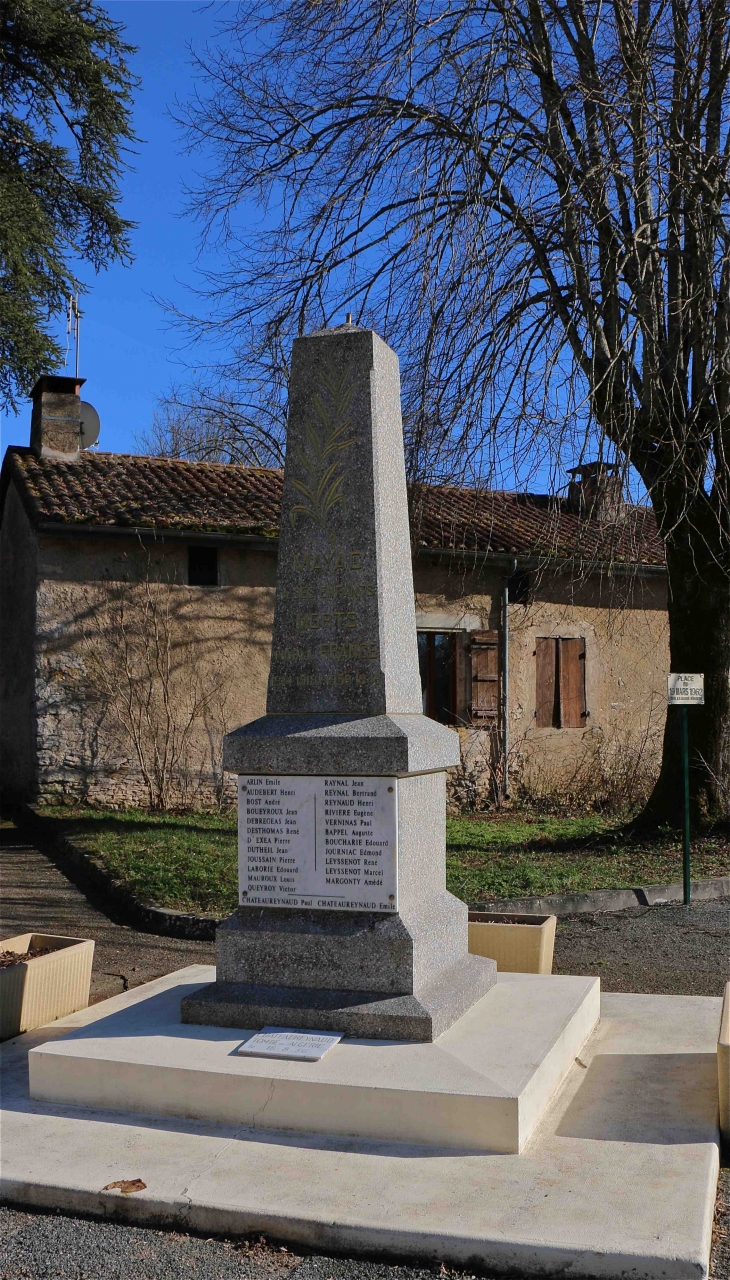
79;401;100;449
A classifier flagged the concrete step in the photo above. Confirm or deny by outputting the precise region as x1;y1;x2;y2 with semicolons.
1;969;722;1280
27;969;599;1154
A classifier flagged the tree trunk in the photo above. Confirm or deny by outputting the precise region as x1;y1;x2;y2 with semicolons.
642;536;730;828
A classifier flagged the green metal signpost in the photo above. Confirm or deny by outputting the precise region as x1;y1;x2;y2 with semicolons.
667;673;705;906
681;706;690;905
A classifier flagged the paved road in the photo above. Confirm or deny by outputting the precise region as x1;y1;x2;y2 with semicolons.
0;828;214;1002
1;823;728;1278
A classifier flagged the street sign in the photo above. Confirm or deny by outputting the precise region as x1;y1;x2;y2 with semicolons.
667;673;704;705
667;673;704;906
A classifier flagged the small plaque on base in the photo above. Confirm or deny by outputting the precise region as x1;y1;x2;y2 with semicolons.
237;1026;344;1062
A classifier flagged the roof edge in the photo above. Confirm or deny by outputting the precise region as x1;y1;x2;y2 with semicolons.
32;518;665;575
0;448;39;531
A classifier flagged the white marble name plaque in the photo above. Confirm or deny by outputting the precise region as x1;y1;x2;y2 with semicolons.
237;1027;343;1062
238;775;398;911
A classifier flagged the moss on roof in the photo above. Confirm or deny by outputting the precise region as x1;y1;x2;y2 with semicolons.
1;447;664;567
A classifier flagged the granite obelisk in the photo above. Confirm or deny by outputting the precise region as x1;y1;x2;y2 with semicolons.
182;323;496;1040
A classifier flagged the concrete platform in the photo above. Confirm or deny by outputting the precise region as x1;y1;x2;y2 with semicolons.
1;967;721;1280
27;968;599;1154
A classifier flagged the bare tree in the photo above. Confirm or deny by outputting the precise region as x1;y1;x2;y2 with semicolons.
85;574;231;810
138;380;286;467
176;0;730;824
141;319;290;466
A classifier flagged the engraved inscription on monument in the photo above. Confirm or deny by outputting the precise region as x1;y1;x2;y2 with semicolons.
237;1028;343;1062
266;351;390;718
238;776;398;911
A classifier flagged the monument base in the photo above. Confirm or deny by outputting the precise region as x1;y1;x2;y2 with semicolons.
6;968;721;1280
180;953;497;1041
29;968;600;1153
184;770;500;1043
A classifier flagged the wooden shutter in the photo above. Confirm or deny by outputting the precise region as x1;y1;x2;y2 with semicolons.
470;631;499;719
535;637;558;728
559;637;587;727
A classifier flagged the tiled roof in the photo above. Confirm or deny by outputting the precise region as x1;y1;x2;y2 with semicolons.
1;447;665;567
410;483;665;566
1;448;282;538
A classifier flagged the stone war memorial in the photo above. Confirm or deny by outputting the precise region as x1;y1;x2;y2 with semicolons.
182;320;497;1041
7;325;724;1280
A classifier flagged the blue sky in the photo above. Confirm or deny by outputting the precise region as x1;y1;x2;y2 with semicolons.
1;2;643;502
2;1;235;456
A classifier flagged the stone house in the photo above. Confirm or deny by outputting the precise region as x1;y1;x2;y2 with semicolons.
0;376;669;811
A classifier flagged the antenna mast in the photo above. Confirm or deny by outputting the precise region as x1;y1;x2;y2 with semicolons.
66;296;81;378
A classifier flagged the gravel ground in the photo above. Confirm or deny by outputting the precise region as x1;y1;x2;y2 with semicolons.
1;823;728;1277
0;1208;302;1280
554;896;730;996
716;1171;730;1280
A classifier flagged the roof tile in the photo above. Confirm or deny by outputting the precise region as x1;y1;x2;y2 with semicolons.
1;448;664;566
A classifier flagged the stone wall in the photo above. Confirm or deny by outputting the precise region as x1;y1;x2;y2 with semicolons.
30;523;276;808
447;726;499;814
0;485;39;801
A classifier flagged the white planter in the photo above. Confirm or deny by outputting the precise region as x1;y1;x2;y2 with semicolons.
468;911;557;974
0;933;94;1041
719;981;730;1148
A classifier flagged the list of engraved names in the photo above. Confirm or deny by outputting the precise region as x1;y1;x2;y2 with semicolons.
238;776;398;911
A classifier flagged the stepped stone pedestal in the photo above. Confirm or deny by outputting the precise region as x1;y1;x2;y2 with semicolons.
30;968;601;1154
182;323;496;1040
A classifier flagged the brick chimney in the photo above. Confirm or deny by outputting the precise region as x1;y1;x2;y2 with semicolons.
567;462;625;522
30;375;85;459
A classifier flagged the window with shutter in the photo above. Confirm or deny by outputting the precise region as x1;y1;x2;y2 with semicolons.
418;632;457;723
535;637;559;727
470;631;499;720
560;637;587;727
535;637;587;728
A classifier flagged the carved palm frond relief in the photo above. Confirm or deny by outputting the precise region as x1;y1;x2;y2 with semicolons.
289;359;355;528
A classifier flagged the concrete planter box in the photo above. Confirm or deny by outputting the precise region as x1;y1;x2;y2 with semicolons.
720;981;730;1148
0;933;94;1041
467;912;556;974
